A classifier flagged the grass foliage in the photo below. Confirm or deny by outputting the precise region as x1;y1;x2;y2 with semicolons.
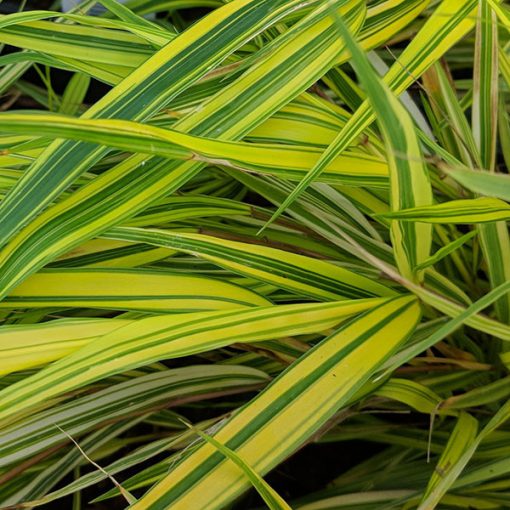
0;0;509;508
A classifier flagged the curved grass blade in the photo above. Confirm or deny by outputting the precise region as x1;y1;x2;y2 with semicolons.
0;268;270;312
0;298;384;426
130;296;420;510
0;365;268;468
378;198;510;224
374;378;447;416
185;423;292;510
329;11;432;282
106;227;397;300
443;167;510;201
414;231;477;272
0;318;131;377
418;412;479;510
10;426;194;507
1;419;141;507
0;112;390;186
417;402;510;510
441;375;510;411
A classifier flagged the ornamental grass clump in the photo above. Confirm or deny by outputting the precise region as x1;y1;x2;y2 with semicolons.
0;0;508;508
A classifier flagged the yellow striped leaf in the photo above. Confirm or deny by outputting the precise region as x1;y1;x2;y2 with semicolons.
131;296;421;510
1;268;270;311
106;227;397;300
0;298;384;426
379;197;510;224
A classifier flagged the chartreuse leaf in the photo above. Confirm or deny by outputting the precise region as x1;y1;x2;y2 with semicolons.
260;0;482;229
358;0;430;54
53;238;173;268
105;227;396;300
0;0;424;313
0;0;366;300
374;378;448;416
186;423;292;510
0;112;389;186
0;298;384;425
0;318;131;377
1;2;508;503
331;12;432;282
0;0;425;87
130;296;420;510
378;197;510;223
0;365;268;468
122;195;252;227
0;0;309;249
0;15;158;68
0;2;423;314
0;268;270;312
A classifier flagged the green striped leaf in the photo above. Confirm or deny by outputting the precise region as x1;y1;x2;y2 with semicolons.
486;0;510;28
479;221;510;325
441;375;510;410
375;378;447;415
381;280;510;380
10;425;196;506
418;400;510;509
0;112;389;186
59;73;90;116
471;0;510;327
0;318;131;377
106;227;396;300
418;413;479;509
378;198;510;223
444;167;510;202
0;298;383;426
188;425;292;510
130;296;420;510
472;1;499;170
415;231;477;272
0;365;267;469
1;268;270;312
331;12;432;281
2;419;142;506
0;15;159;67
